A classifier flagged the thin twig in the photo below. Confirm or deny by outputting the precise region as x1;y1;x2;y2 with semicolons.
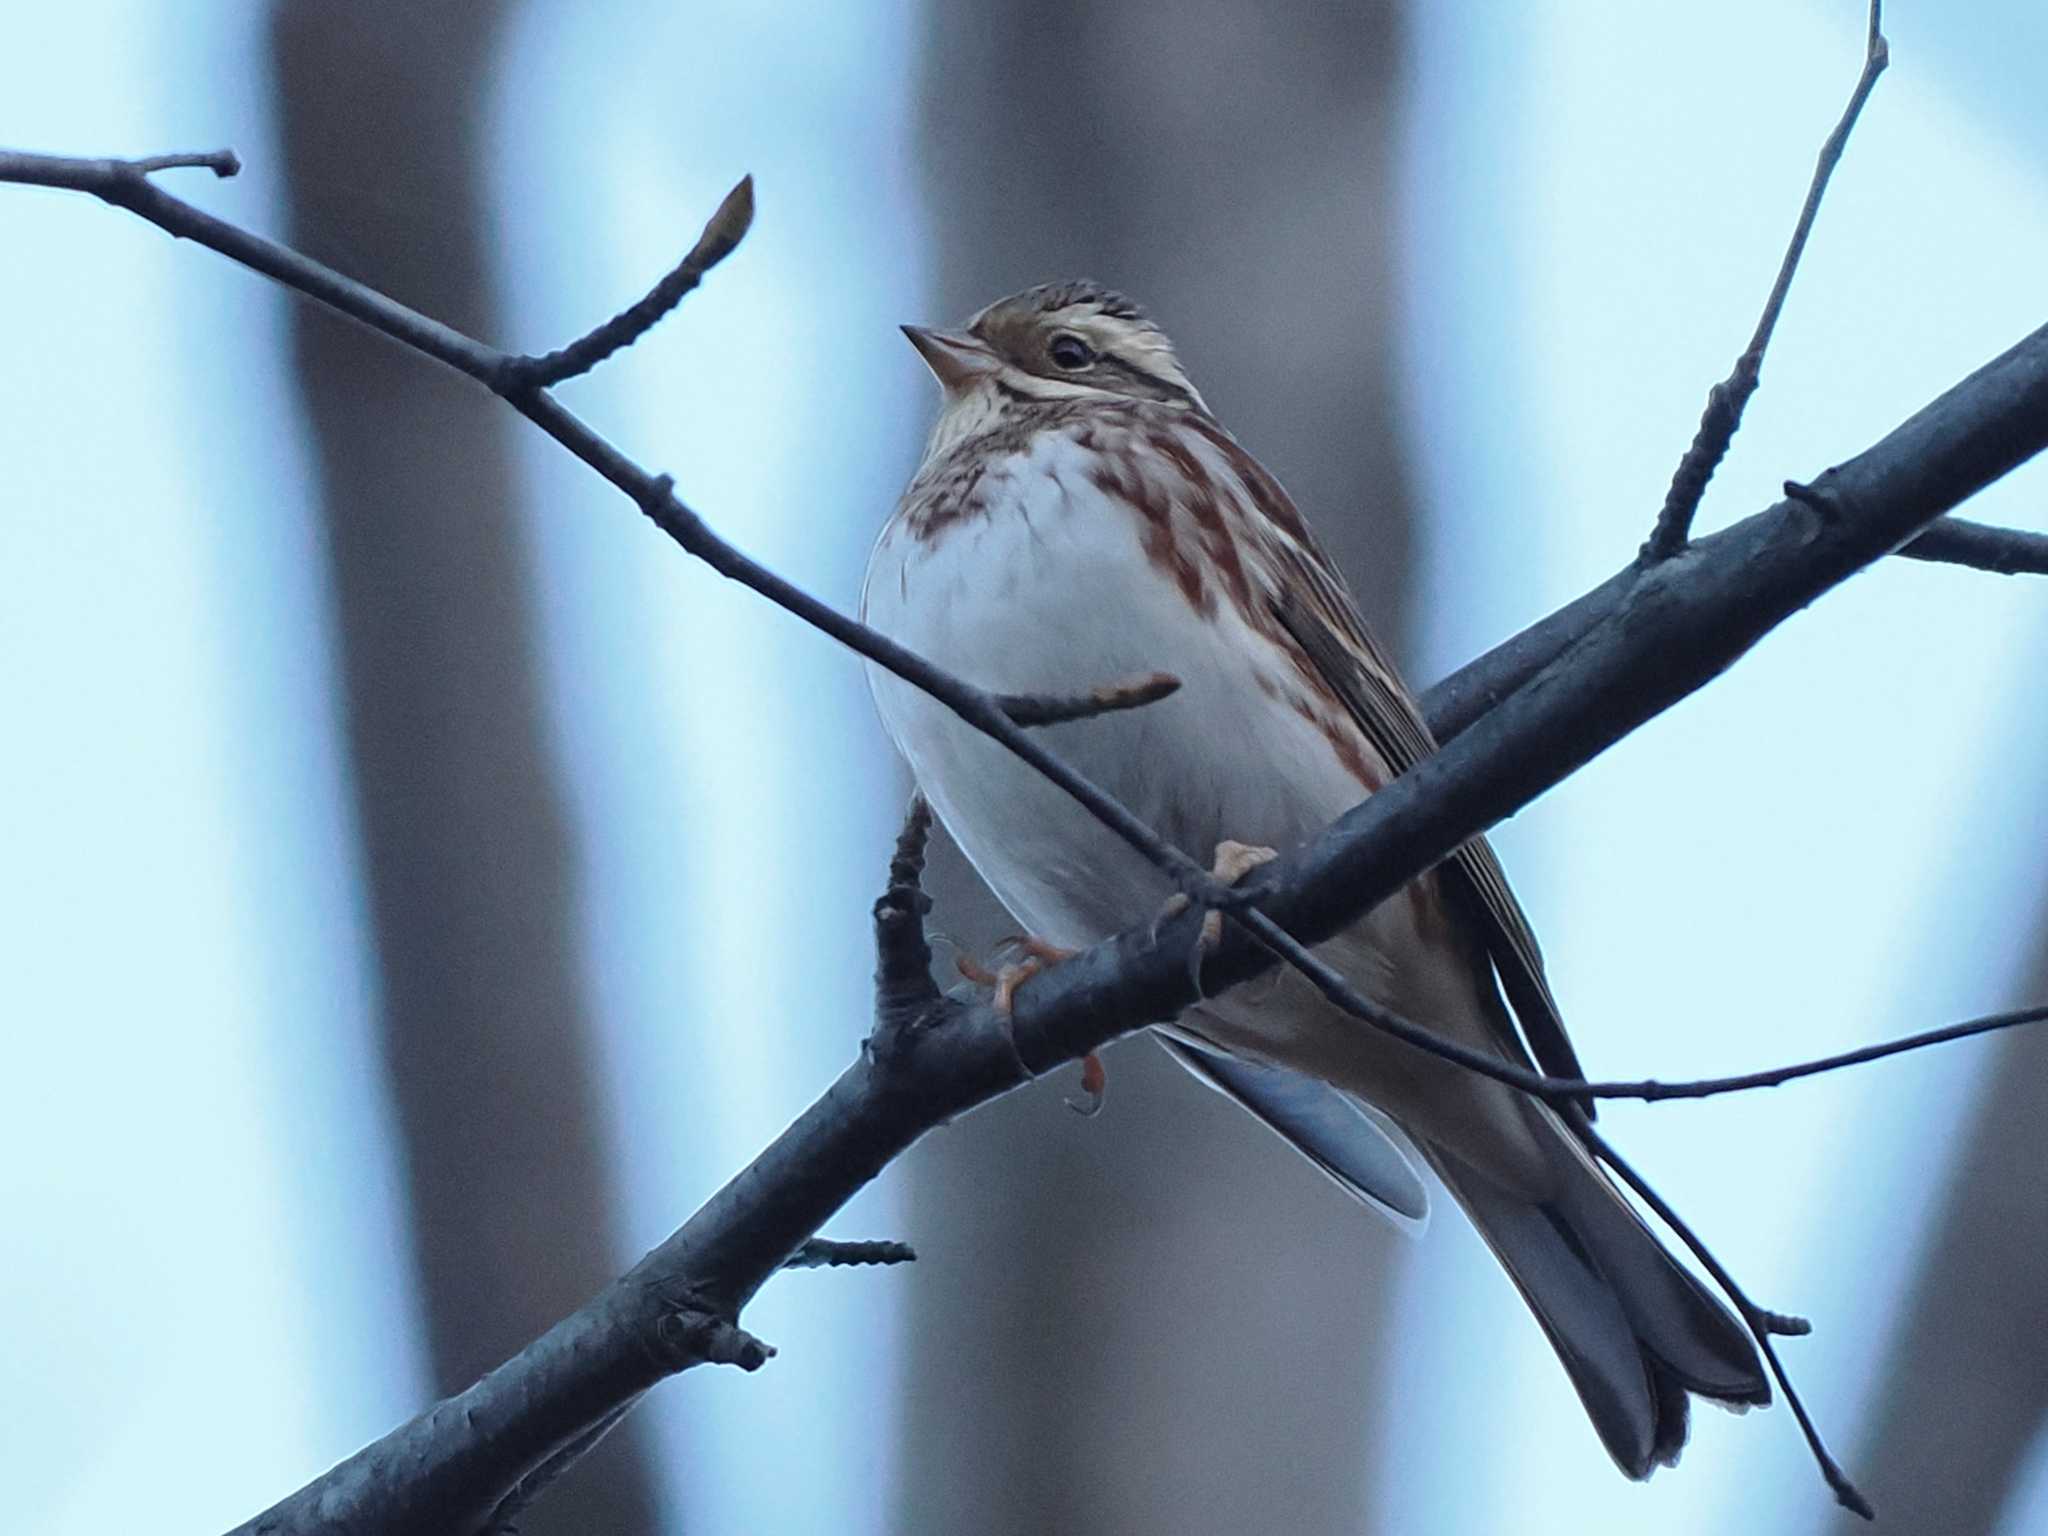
1895;515;2048;576
782;1238;917;1269
132;149;241;176
1578;1117;1873;1519
1642;1;1889;561
0;146;240;188
8;142;2034;1117
511;175;755;388
482;1402;639;1536
872;794;940;1031
999;670;1181;726
0;148;1255;921
12;140;2048;1533
1239;909;2048;1106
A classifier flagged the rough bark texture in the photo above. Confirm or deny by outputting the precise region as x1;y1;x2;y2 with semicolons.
1828;901;2048;1534
268;6;663;1531
902;6;1417;1532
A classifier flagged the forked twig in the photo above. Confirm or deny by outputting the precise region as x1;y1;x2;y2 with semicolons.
1642;1;1890;561
8;63;2048;1522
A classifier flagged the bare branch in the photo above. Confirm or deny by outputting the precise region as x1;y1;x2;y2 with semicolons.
781;1238;918;1269
1425;513;2043;744
131;149;241;176
873;794;940;1026
998;670;1182;726
0;146;240;188
1642;2;1890;561
10;136;2048;1529
510;175;755;388
1896;515;2048;576
0;148;1257;919
1577;1117;1873;1519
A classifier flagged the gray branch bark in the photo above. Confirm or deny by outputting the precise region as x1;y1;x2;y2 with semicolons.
3;145;2046;1533
228;314;2048;1534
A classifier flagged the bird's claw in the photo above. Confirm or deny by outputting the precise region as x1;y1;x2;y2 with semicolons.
1064;1051;1108;1116
956;934;1077;1015
958;938;1102;1111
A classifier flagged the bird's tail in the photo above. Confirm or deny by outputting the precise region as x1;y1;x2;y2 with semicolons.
1427;1118;1771;1477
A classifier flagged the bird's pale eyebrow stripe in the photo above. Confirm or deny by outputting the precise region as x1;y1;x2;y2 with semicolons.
1098;354;1196;406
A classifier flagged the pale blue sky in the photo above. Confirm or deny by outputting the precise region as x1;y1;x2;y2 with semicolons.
3;4;2045;1534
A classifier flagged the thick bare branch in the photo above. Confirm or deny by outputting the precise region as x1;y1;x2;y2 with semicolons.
9;142;2047;1529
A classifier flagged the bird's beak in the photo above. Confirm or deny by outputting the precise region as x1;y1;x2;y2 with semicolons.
901;324;998;392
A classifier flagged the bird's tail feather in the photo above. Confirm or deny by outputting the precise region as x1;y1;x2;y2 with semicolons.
1428;1122;1770;1477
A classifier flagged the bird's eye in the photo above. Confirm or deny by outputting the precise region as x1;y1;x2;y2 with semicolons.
1049;333;1096;370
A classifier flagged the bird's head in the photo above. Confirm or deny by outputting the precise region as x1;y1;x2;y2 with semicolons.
902;281;1208;441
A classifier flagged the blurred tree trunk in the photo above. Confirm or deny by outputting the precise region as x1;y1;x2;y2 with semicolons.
899;7;1417;1533
1827;919;2048;1535
269;6;663;1531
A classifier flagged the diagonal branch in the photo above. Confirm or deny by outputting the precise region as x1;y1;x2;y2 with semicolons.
214;310;2048;1534
0;146;1257;919
1642;1;1889;560
9;143;2048;1528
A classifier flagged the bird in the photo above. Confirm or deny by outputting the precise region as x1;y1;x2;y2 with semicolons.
859;279;1770;1477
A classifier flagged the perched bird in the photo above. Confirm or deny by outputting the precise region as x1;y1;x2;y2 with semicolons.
860;280;1769;1476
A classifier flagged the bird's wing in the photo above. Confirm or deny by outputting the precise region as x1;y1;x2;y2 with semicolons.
1156;1027;1430;1230
1194;416;1588;1095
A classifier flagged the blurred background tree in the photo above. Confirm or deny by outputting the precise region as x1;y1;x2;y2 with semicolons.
268;3;661;1530
1826;923;2048;1536
897;5;1416;1533
4;4;2048;1535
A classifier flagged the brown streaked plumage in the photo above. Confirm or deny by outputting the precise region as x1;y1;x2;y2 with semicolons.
863;281;1769;1478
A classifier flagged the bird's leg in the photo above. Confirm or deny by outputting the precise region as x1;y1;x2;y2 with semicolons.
957;936;1103;1112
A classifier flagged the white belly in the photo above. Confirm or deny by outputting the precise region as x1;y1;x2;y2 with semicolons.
859;433;1370;951
861;430;1559;1188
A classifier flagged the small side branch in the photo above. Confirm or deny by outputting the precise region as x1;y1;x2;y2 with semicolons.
782;1238;918;1270
1642;2;1889;561
1896;515;2048;576
998;670;1181;726
873;795;940;1030
508;175;755;389
0;146;240;189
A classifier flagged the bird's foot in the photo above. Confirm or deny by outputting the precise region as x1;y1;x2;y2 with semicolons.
1161;839;1281;947
956;934;1076;1013
957;937;1102;1112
